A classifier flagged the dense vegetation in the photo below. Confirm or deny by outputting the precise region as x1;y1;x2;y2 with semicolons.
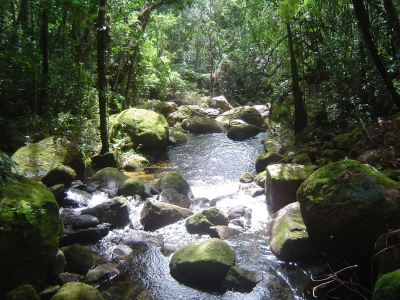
0;0;399;156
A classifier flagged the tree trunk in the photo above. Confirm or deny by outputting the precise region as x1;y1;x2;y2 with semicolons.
382;0;400;49
352;0;400;110
97;0;109;154
40;7;48;107
286;21;307;136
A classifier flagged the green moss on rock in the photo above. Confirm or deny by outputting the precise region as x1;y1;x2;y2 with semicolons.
0;177;62;296
373;269;400;300
117;178;145;197
50;282;104;300
4;284;40;300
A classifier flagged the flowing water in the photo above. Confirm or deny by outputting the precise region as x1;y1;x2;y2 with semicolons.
90;132;316;299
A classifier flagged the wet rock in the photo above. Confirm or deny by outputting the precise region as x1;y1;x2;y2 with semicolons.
169;238;235;285
85;263;119;286
167;105;208;126
117;178;145;198
39;285;59;300
62;188;92;208
298;159;400;266
221;266;261;292
140;199;193;231
0;178;62;296
227;124;263;141
91;152;118;169
209;226;241;240
255;152;285;173
59;227;109;247
210;95;233;112
11;136;85;178
229;219;245;228
110;108;169;151
266;163;314;213
70;180;86;190
4;284;39;300
374;229;400;278
41;165;77;187
62;244;95;275
227;205;252;221
49;184;65;203
372;269;400;300
49;250;66;278
86;167;129;197
116;230;164;249
254;170;266;188
240;172;254;184
185;207;228;235
122;154;149;172
155;171;191;197
217;106;264;129
51;282;104;300
81;196;130;229
72;214;99;230
269;202;321;262
189;197;211;211
169;127;188;145
113;244;133;257
60;208;81;228
57;273;84;285
182;116;225;134
159;189;191;208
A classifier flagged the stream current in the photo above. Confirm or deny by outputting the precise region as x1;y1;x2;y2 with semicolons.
92;132;315;299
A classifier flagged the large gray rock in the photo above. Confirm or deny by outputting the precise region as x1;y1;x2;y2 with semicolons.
210;95;233;112
167;105;208;126
159;189;191;208
169;238;235;284
156;171;191;197
85;264;119;286
140;199;193;231
216;106;264;129
110;108;169;151
266;163;314;213
227;125;263;141
269;202;320;262
182;116;225;134
255;152;285;173
62;244;94;275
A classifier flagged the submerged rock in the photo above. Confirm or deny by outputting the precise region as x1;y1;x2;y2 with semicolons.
298;159;400;266
85;263;119;286
169;238;235;284
221;266;260;293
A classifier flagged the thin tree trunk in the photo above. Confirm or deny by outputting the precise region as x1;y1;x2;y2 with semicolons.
40;7;48;105
382;0;400;49
352;0;400;110
97;0;109;154
286;21;307;136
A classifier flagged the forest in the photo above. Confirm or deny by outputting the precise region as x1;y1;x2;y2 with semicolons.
1;0;399;155
1;0;400;299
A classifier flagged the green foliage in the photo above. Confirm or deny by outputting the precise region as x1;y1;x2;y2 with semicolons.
0;152;18;186
0;200;46;231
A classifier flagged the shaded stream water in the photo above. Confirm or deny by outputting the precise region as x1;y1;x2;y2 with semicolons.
91;132;315;299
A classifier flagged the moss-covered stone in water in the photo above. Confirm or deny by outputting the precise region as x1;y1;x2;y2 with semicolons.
50;282;104;300
0;177;62;296
169;238;235;284
11;137;84;177
157;171;190;196
372;269;400;300
117;178;145;197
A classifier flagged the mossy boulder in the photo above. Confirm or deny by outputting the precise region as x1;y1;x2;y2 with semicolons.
266;163;314;213
255;152;285;173
291;153;312;165
374;229;400;278
50;282;104;300
269;202;320;262
86;167;129;197
169;127;188;145
11;137;84;178
0;178;62;296
121;152;148;172
4;284;40;300
372;269;400;300
62;244;95;275
169;238;235;284
110;108;169;151
155;171;190;197
227;125;263;141
216;106;264;129
181;116;225;134
186;207;228;235
167;105;207;126
210;95;233;112
297;159;400;265
41;165;77;187
117;178;145;197
221;266;260;293
140;199;193;231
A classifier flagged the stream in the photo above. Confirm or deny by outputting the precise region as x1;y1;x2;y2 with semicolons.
89;132;316;299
